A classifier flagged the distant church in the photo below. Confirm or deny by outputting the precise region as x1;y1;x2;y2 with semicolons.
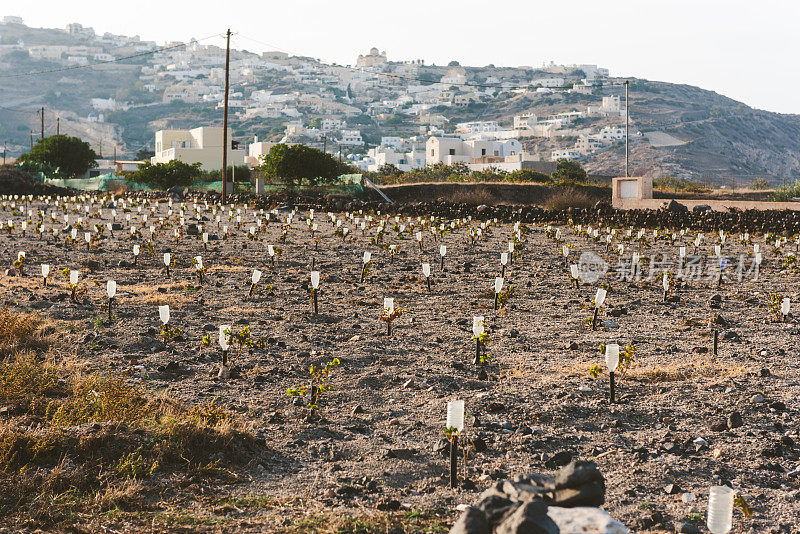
356;47;387;68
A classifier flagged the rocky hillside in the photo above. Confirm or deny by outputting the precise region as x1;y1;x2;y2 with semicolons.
584;81;800;184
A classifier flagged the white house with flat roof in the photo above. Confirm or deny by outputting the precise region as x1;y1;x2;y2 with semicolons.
455;121;501;135
513;113;538;130
551;149;582;161
339;129;364;146
426;136;521;165
366;146;426;172
152;127;244;170
246;139;277;166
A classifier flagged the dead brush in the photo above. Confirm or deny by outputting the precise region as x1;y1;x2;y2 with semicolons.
0;308;56;359
442;187;497;205
544;188;595;210
0;356;269;529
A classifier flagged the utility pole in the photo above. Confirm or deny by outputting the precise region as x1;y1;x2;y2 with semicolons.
624;80;629;178
30;131;33;150
221;28;232;205
3;142;6;165
322;134;326;154
56;117;60;136
40;107;44;140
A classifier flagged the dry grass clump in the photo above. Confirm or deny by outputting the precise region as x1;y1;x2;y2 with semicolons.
0;314;269;529
443;187;497;205
544;187;595;210
563;355;748;383
0;308;56;359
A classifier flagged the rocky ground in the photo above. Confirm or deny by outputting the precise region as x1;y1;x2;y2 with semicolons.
0;194;799;532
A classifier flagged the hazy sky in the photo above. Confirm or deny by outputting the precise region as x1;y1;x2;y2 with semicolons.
5;0;799;114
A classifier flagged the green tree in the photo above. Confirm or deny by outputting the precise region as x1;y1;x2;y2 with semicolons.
378;163;402;176
135;148;155;161
258;144;351;187
17;135;98;177
551;159;587;182
129;160;202;189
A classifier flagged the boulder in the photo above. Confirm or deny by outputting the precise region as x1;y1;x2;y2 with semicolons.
664;200;688;213
451;461;623;533
547;507;628;534
450;507;490;534
692;204;712;214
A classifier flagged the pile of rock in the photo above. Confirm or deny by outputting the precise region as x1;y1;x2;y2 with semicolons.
0;165;71;196
450;460;627;534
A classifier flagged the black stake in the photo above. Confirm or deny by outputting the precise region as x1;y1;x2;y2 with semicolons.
249;283;256;296
312;289;318;315
494;293;499;311
592;307;600;330
713;329;719;356
108;297;113;322
609;371;616;403
387;320;392;337
501;264;505;279
663;289;668;302
441;256;445;272
450;435;459;488
426;277;431;292
222;349;228;366
474;337;481;365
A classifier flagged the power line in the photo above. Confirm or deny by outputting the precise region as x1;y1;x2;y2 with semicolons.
0;32;228;79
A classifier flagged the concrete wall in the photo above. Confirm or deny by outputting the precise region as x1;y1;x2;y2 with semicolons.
612;176;800;211
616;198;800;212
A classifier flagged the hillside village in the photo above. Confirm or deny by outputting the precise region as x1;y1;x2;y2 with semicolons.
2;16;800;183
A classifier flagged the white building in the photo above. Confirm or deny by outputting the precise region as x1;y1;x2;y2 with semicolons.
356;48;387;68
513;113;538;130
151;127;245;170
588;96;625;117
2;16;24;24
380;137;405;149
91;98;116;111
599;125;625;141
367;146;426;172
455;121;501;135
536;77;565;88
246;139;277;166
575;136;604;154
551;149;582;161
426;136;521;165
339;129;364;146
321;118;346;131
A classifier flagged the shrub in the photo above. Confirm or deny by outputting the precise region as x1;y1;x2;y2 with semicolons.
544;188;595;210
442;187;497;205
773;180;800;202
129;160;202;190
